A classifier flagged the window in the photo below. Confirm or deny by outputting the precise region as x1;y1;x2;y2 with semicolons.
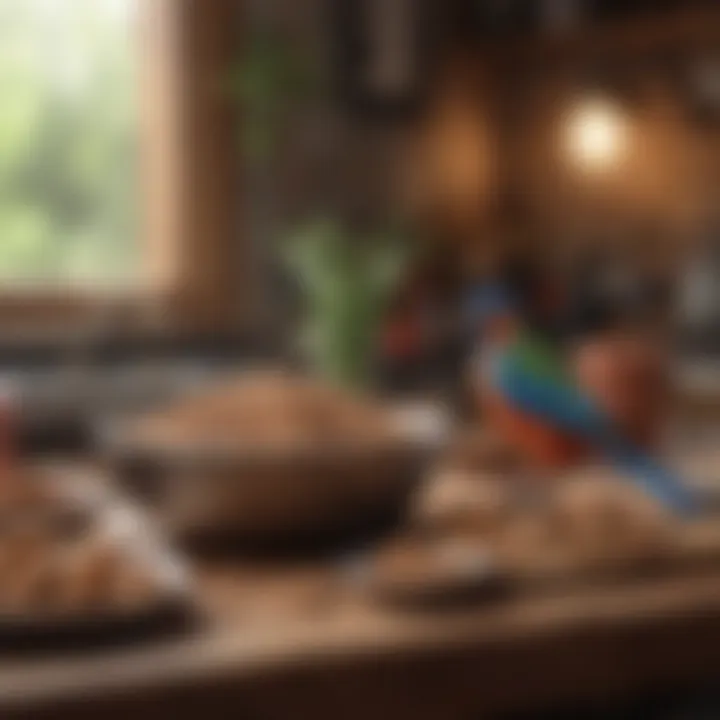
0;0;138;287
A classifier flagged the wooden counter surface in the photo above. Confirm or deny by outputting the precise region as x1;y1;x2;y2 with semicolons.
4;559;720;720
4;427;720;720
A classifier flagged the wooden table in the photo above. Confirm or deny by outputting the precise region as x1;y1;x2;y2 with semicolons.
4;560;720;720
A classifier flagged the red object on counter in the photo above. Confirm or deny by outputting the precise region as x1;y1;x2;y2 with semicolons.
381;314;424;361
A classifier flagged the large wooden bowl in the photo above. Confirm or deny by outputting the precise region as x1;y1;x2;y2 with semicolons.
102;404;449;550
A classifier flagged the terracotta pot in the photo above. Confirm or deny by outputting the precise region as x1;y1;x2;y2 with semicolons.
573;332;671;448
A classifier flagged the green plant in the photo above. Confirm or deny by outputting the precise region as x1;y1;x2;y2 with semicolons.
283;218;411;388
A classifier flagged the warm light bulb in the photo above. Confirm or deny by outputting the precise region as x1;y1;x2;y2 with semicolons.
565;97;627;171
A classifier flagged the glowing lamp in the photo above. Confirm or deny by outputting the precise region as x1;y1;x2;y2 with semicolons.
565;97;627;172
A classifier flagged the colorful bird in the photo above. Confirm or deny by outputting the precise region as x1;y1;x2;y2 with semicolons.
470;285;698;516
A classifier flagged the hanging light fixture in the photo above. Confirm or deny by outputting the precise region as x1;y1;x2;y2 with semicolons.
564;94;629;172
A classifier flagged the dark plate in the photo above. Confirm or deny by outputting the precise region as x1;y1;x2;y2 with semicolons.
342;539;507;610
0;597;197;656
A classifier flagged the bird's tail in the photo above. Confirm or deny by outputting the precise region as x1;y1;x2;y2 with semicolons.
603;438;700;517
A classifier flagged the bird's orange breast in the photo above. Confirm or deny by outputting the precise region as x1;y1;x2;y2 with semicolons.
481;388;589;470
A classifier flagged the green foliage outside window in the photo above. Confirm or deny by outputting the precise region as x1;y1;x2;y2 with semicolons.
0;0;138;285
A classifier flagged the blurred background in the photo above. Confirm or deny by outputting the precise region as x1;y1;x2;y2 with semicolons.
1;1;720;718
0;0;718;441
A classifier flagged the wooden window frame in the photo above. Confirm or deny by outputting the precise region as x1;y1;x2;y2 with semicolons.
0;0;244;337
